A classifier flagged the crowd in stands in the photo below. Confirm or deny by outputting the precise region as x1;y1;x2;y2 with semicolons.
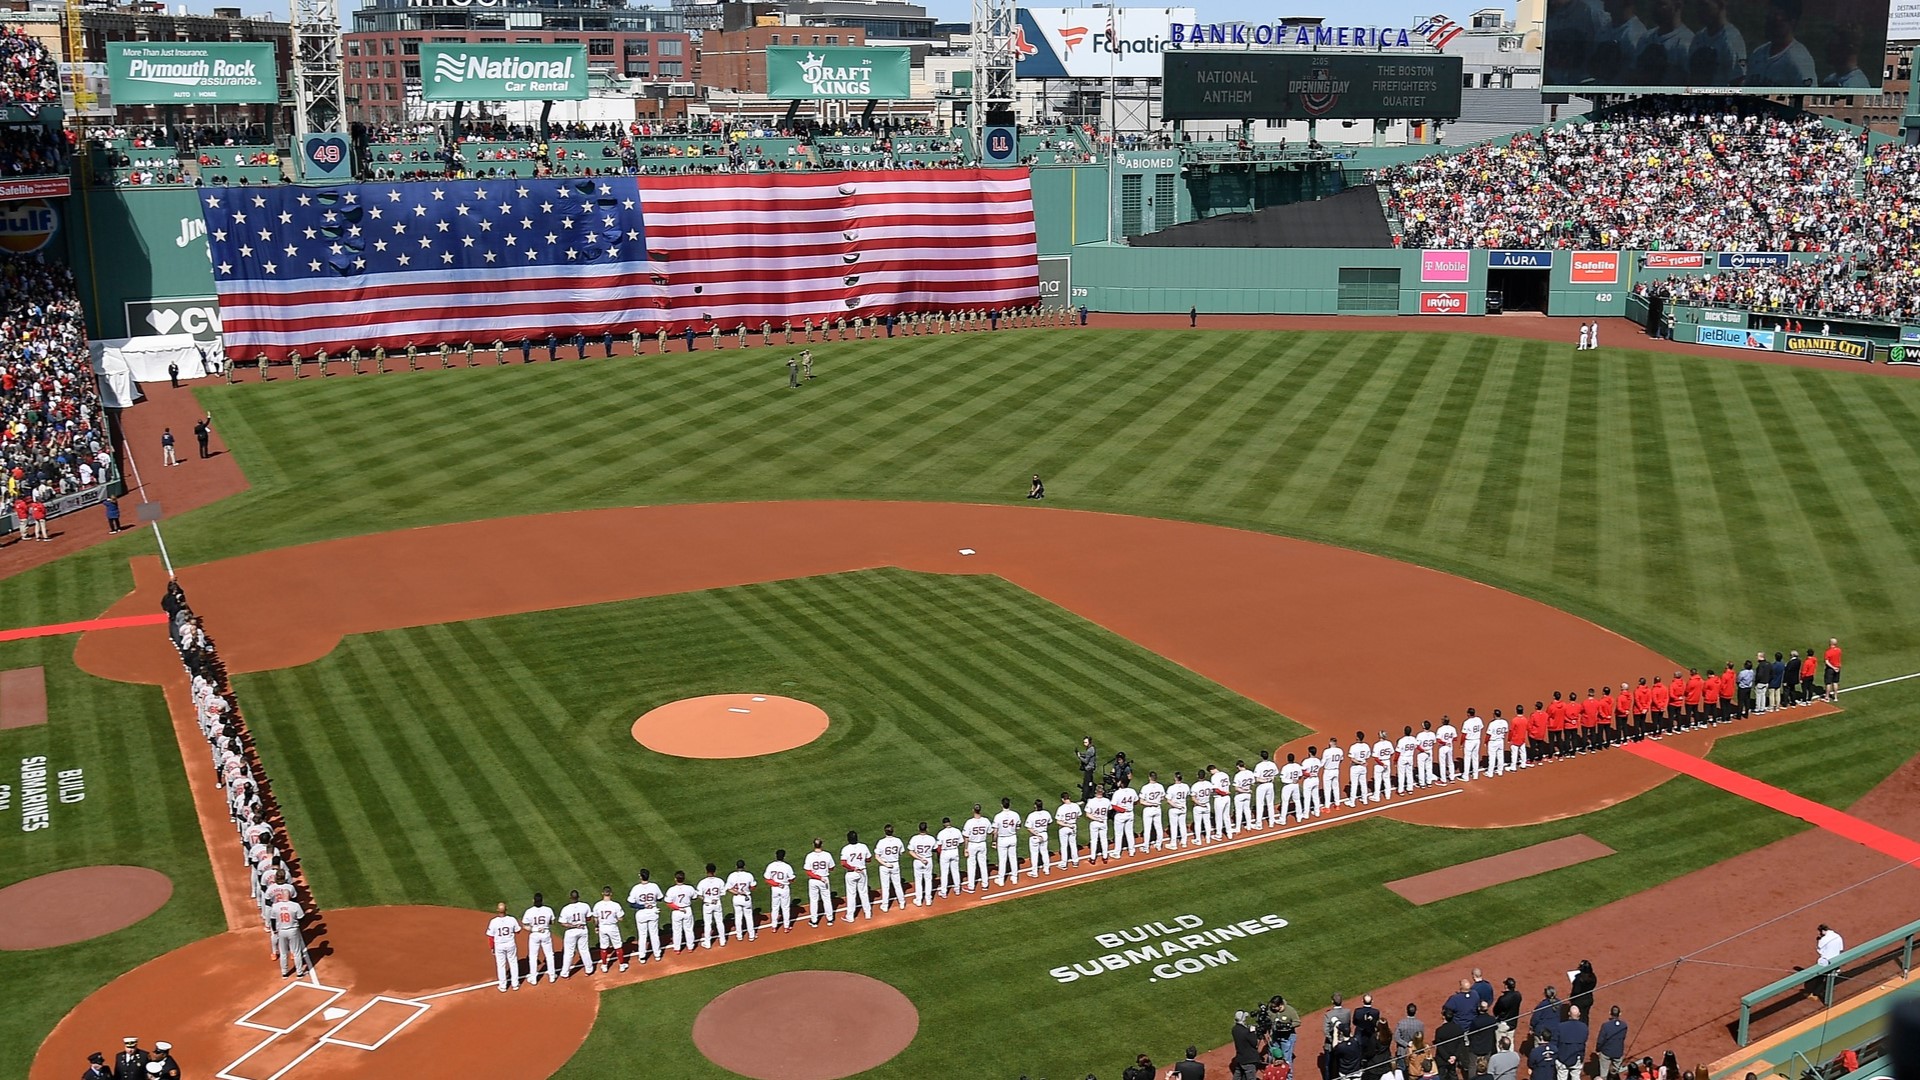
0;121;64;176
1383;99;1866;252
0;26;59;106
0;255;113;528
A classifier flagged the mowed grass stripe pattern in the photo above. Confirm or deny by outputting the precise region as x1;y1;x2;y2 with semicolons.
235;569;1306;909
192;331;1920;681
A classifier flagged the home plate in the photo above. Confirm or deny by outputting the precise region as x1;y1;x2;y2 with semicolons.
958;548;976;556
727;707;751;714
323;1007;351;1022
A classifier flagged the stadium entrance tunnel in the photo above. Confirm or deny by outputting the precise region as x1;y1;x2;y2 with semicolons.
1488;267;1551;313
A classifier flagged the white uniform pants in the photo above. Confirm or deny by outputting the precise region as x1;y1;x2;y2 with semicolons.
560;928;593;975
808;878;834;924
596;927;623;969
1057;825;1080;865
700;907;726;947
528;932;556;980
878;866;905;909
1398;757;1415;792
844;872;871;920
732;898;756;940
1417;752;1435;787
939;853;960;894
1349;765;1368;806
1168;808;1188;847
913;861;933;904
1143;808;1165;847
494;945;520;990
770;888;792;929
1254;786;1276;827
1508;742;1527;770
965;846;988;889
1211;796;1230;837
1486;740;1504;776
1321;771;1340;809
1301;780;1321;817
1028;835;1051;876
1439;747;1456;783
1279;784;1302;823
995;837;1019;883
1115;814;1137;854
1192;804;1212;841
1088;820;1111;860
636;916;661;960
1234;794;1254;832
1373;763;1392;800
671;911;694;951
1463;740;1482;780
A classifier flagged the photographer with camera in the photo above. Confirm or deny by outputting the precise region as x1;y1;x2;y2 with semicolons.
1266;996;1301;1065
1233;1010;1268;1080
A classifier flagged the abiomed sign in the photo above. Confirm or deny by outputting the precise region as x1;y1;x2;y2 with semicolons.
420;44;587;101
107;42;277;105
766;46;910;99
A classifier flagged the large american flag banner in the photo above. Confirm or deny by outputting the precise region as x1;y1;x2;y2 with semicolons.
639;169;1038;328
201;177;665;358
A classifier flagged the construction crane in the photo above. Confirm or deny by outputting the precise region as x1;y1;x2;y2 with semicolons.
64;0;91;185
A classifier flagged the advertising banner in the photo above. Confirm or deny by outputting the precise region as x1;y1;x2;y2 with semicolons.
1037;255;1071;308
1783;334;1871;361
1421;249;1470;283
1162;51;1463;121
1569;251;1619;284
0;199;59;255
0;177;70;202
125;297;223;343
1419;291;1470;315
107;42;278;105
300;133;352;180
1700;308;1747;325
1642;251;1707;269
1488;250;1552;269
1696;325;1777;350
421;44;588;101
1014;7;1196;80
1901;327;1920;345
1543;0;1887;94
981;124;1019;166
1717;251;1792;269
765;46;911;99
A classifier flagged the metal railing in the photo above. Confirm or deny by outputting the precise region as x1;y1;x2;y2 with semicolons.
1736;917;1920;1045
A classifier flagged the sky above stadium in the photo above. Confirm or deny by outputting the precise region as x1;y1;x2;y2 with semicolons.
921;0;1466;23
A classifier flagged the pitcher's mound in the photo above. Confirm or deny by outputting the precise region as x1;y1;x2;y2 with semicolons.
693;970;918;1080
632;694;829;759
0;866;171;950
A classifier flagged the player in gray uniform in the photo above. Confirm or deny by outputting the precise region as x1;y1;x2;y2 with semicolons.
269;897;311;977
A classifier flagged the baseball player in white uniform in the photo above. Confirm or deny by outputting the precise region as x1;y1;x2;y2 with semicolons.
524;893;557;982
664;871;697;952
628;869;663;962
874;826;907;911
1372;732;1394;801
1231;760;1256;834
1300;752;1322;819
727;860;759;941
764;851;796;931
963;806;992;892
486;902;521;990
1253;754;1279;827
1055;792;1082;867
1461;709;1484;781
1209;767;1232;839
992;798;1023;883
936;818;963;896
908;824;937;905
1416;722;1438;787
557;890;594;978
1319;742;1344;809
1111;781;1139;855
1165;773;1191;848
1485;711;1508;777
1139;771;1167;848
1085;787;1113;861
1188;772;1212;844
696;865;728;948
1025;799;1054;876
270;897;310;978
803;839;837;925
1436;716;1458;784
1396;726;1419;793
592;887;627;972
1347;733;1372;806
1278;755;1304;825
840;831;873;921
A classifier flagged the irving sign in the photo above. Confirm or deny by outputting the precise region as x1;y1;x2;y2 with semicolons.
765;46;910;100
420;44;587;101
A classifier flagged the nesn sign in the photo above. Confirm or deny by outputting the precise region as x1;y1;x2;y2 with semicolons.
1487;250;1552;269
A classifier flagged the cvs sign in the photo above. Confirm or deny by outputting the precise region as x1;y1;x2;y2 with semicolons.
125;297;224;342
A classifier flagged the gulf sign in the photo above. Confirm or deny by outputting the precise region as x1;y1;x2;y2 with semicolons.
1570;251;1619;284
1642;251;1706;269
1419;291;1470;315
1420;249;1469;283
0;199;58;254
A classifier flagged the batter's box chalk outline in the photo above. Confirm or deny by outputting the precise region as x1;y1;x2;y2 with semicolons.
320;996;432;1052
232;981;346;1034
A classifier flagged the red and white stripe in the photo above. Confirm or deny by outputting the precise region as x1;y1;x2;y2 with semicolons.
636;168;1040;329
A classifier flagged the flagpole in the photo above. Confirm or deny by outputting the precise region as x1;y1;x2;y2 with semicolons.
1106;3;1117;244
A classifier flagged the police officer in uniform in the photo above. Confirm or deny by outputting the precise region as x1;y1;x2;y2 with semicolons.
113;1038;148;1080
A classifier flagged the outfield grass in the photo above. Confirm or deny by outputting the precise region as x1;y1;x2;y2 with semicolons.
4;328;1920;1076
232;569;1309;907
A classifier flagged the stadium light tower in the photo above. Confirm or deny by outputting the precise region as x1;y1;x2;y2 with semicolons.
290;0;349;138
971;0;1015;149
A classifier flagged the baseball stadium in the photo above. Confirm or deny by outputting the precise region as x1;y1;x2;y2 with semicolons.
2;0;1920;1078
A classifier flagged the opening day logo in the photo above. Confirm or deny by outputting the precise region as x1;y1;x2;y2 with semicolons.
1048;911;1290;985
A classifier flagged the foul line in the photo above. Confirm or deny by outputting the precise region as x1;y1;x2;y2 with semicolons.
1838;671;1920;695
1621;741;1920;865
0;612;168;643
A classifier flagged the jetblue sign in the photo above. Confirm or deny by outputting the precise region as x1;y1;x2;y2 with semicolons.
1487;250;1552;269
1716;252;1791;269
